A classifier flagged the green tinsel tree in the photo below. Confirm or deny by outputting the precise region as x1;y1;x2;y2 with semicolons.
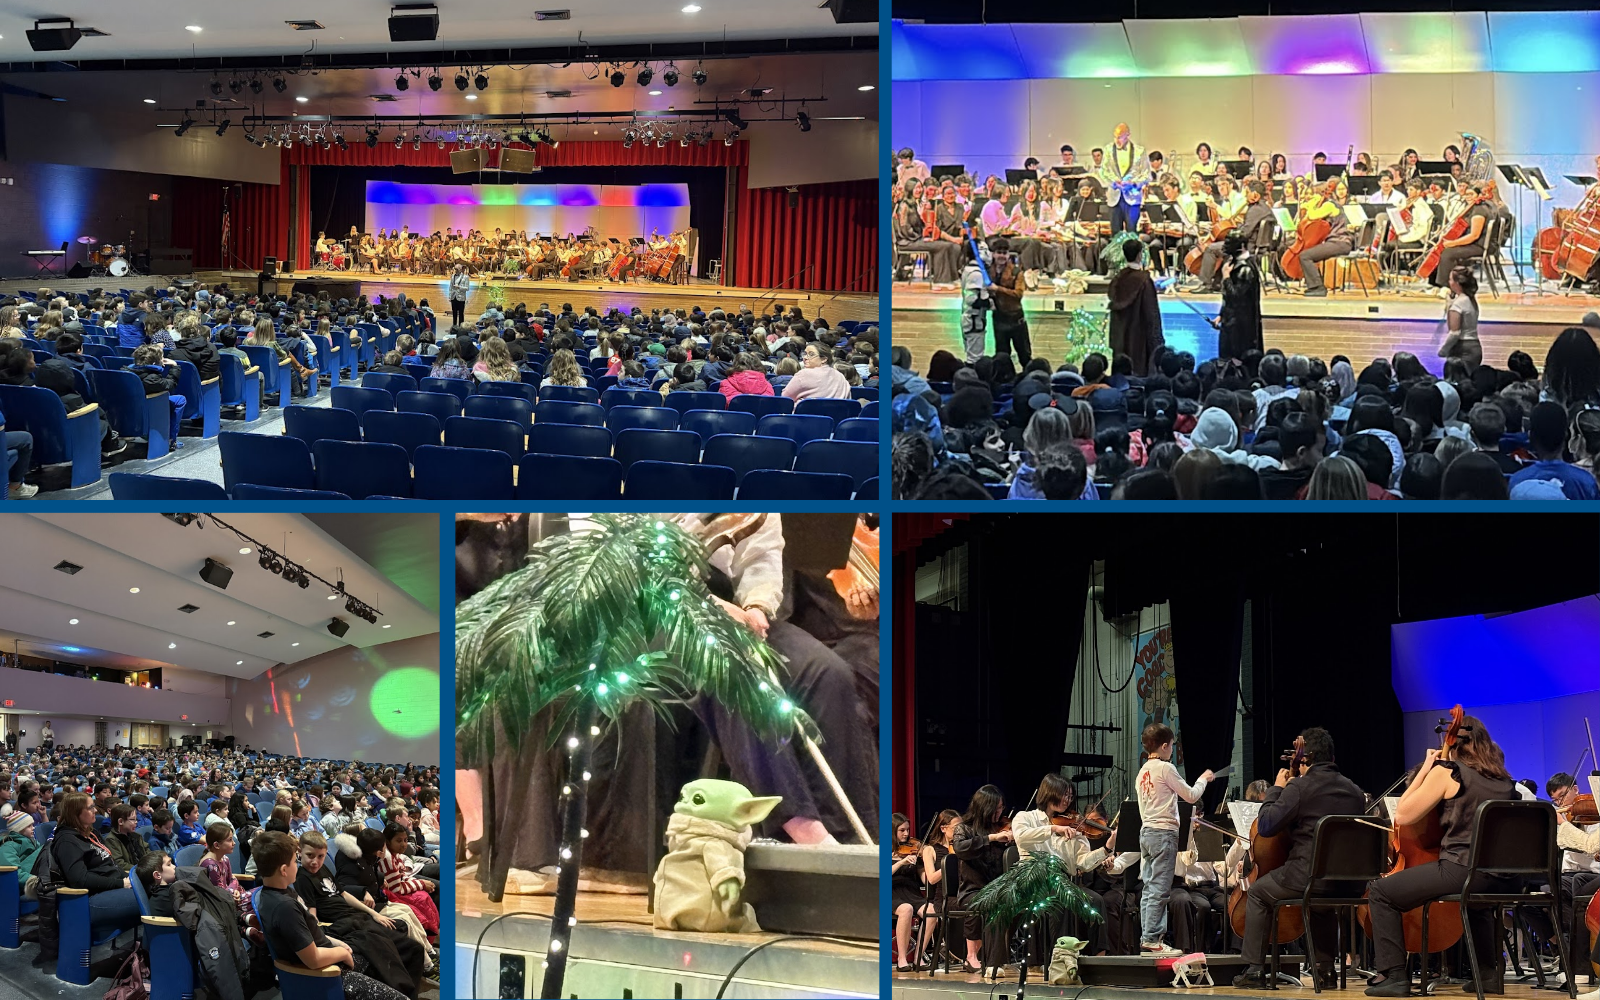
1099;229;1142;277
1061;308;1111;368
456;514;817;999
969;851;1104;930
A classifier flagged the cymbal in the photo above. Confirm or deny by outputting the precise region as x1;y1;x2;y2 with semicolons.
76;236;100;244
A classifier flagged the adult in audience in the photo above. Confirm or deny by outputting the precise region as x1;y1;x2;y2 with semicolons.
51;791;140;938
783;342;853;400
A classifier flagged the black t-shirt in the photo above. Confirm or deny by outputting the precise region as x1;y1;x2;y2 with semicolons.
295;865;355;923
1463;203;1493;250
1257;465;1314;500
1484;450;1522;475
256;883;329;968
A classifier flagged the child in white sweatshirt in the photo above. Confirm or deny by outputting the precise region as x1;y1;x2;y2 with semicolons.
1134;722;1212;956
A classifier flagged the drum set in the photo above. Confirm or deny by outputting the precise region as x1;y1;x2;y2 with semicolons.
77;235;137;277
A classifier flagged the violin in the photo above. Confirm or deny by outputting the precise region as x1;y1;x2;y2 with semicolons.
1049;810;1112;836
1566;793;1600;826
894;838;924;858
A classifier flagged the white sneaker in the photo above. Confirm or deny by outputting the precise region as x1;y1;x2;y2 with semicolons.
1141;942;1182;957
8;482;37;499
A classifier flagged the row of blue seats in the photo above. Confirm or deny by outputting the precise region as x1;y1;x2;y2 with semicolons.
108;431;878;501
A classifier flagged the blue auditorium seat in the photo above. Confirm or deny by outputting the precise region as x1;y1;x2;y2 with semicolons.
173;360;221;438
601;387;662;411
128;861;197;1000
860;400;879;419
242;345;291;404
680;409;755;446
728;394;794;419
86;368;170;459
283;405;362;446
477;380;538;406
858;476;880;498
444;415;526;464
517;454;623;502
794;396;862;428
0;384;101;489
331;385;394;424
218;431;316;493
593;374;619;393
396;389;460;425
613;427;700;471
835;417;880;442
217;354;261;422
312;440;413;499
606;405;679;435
538;384;599;405
702;434;795;485
534;399;605;427
527;422;613;458
625;461;735;501
464;394;534;433
108;473;230;503
756;413;834;449
309;334;342;389
232;485;355;501
663;391;725;416
361;371;417;397
850;386;878;401
421;376;472;406
737;469;854;501
362;410;441;458
795;439;877;490
412;445;514;501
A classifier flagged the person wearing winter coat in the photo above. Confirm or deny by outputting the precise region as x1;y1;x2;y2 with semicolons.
128;344;187;443
718;353;774;402
295;832;428;997
168;327;221;382
332;828;433;958
136;852;252;1000
105;803;149;875
0;808;43;880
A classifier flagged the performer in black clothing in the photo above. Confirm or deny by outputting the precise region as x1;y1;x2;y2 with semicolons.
1232;728;1368;989
1212;233;1265;362
1364;716;1517;997
950;784;1012;975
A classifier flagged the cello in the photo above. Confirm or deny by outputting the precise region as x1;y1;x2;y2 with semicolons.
1356;704;1467;954
1227;737;1309;943
1280;184;1334;281
1419;184;1491;280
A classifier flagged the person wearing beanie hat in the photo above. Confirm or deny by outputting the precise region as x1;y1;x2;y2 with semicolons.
1509;400;1599;499
0;805;41;875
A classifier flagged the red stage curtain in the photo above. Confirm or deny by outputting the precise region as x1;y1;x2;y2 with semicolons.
732;169;878;294
171;161;291;271
284;140;747;169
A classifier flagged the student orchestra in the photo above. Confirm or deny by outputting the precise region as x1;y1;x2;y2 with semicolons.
894;128;1600;297
891;713;1600;999
310;225;693;284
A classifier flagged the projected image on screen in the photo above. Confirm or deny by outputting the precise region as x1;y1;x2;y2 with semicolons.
227;635;440;765
364;181;692;239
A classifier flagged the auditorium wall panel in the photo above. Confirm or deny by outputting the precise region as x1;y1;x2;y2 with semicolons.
1494;72;1600;156
1248;75;1373;162
226;634;440;765
748;120;878;189
1137;77;1255;159
0;161;174;273
1026;79;1144;162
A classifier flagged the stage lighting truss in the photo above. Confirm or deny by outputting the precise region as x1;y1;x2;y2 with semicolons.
232;109;781;150
174;515;385;625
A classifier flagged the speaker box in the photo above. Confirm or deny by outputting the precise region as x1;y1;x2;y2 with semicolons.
199;557;233;590
327;617;349;638
388;6;439;42
499;147;537;173
26;25;82;51
67;261;89;278
822;0;873;23
450;148;487;174
262;256;279;277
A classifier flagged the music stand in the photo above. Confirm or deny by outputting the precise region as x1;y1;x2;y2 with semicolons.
1497;163;1543;291
1052;165;1089;180
1006;168;1039;186
1314;164;1344;182
930;163;964;181
1346;176;1380;198
1219;159;1251;179
1563;174;1599;189
1116;799;1142;893
1417;160;1452;176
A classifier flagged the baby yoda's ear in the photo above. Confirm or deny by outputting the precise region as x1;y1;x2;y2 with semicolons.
730;795;782;827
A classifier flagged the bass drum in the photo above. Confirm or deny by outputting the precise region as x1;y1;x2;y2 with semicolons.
108;257;130;277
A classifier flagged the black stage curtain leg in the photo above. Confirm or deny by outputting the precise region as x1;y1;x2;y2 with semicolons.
1170;581;1245;808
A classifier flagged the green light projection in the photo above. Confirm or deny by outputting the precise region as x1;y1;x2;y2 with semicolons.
369;666;440;738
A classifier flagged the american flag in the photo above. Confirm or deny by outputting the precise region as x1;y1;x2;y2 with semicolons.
220;197;231;265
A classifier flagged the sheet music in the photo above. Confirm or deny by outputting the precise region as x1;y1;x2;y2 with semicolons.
1589;772;1599;799
1227;801;1262;838
1383;796;1401;823
1385;206;1408;232
1344;205;1367;226
1272;207;1294;232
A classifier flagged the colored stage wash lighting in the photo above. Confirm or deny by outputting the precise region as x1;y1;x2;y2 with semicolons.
369;666;440;738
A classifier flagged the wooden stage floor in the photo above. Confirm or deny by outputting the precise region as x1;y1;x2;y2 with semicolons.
891;279;1600;373
892;966;1584;1000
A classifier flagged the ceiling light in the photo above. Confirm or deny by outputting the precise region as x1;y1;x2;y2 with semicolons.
663;67;679;87
186;25;203;32
250;78;263;95
328;593;339;600
796;110;811;132
383;624;392;628
236;661;243;666
129;587;140;594
239;547;251;555
167;642;177;649
209;79;223;97
143;98;156;104
227;621;236;626
682;3;701;11
454;71;469;91
229;78;244;95
395;73;408;92
609;68;626;88
295;96;309;103
693;67;707;86
858;84;875;91
464;94;477;101
636;65;653;87
291;642;300;647
474;72;488;91
69;618;78;625
648;90;661;96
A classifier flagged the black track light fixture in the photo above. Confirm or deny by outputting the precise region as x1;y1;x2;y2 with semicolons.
272;75;287;93
427;71;442;91
474;71;488;91
663;65;679;87
365;126;379;148
395;72;409;91
636;65;653;87
725;109;747;130
692;65;707;86
796;110;811;132
227;78;243;95
335;132;348;151
454;71;469;91
174;118;193;137
609;67;625;88
215;119;231;136
249;77;263;95
209;78;222;97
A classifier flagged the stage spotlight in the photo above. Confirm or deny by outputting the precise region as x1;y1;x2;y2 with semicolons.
726;110;747;130
725;130;738;145
269;557;284;575
663;65;679;87
692;66;707;86
427;71;442;91
228;78;243;95
258;550;274;571
412;137;421;150
796;110;810;132
679;137;688;148
272;76;287;93
249;77;263;95
395;73;409;92
335;132;348;151
296;570;310;589
454;71;469;91
365;127;379;148
474;72;488;91
517;129;533;145
216;119;231;136
394;135;403;149
609;68;625;88
437;138;445;149
636;65;653;87
174;118;192;137
209;79;222;97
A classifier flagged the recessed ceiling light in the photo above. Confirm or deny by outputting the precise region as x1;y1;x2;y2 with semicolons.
129;587;140;594
239;547;251;555
143;98;156;104
382;624;392;628
185;25;202;32
227;620;236;626
649;90;662;96
69;618;79;624
682;3;701;11
327;594;338;600
292;642;300;647
858;84;876;91
236;660;243;666
295;96;309;103
167;642;177;649
464;94;477;101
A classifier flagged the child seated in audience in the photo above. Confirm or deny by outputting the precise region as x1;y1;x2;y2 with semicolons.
373;825;439;935
250;831;410;1000
206;798;233;833
143;809;179;858
106;803;149;874
370;350;409;376
295;832;430;996
289;800;318;838
128;343;187;445
133;851;179;918
198;823;258;930
176;800;206;846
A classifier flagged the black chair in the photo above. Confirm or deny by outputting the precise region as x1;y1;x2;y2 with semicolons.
1266;815;1391;992
1421;799;1575;1000
933;852;974;977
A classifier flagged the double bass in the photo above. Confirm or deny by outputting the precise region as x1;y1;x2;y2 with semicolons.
1356;704;1467;953
1227;737;1309;942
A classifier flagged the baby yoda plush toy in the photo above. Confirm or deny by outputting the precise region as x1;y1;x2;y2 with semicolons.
652;778;781;932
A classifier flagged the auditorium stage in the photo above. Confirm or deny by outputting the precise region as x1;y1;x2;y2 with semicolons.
891;970;1565;1000
892;282;1600;373
454;878;878;999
